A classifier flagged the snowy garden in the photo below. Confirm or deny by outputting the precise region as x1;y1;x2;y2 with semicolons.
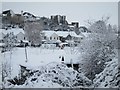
0;19;119;89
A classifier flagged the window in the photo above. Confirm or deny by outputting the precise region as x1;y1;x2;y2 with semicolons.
50;37;52;40
44;36;46;39
44;22;47;25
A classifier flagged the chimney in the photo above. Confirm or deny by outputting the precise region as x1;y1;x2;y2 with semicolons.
21;10;23;16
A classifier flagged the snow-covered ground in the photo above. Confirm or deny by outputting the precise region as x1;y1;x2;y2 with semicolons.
3;47;81;78
2;47;92;88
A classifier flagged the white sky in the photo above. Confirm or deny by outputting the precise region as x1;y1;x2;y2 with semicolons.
1;2;118;26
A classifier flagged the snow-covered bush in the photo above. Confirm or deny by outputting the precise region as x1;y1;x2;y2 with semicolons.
79;20;118;81
93;58;119;88
4;63;92;88
2;60;12;82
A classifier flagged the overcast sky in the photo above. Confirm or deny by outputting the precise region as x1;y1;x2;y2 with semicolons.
2;2;118;26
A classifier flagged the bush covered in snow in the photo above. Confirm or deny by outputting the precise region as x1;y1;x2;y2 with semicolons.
79;20;118;81
4;62;92;88
93;58;119;88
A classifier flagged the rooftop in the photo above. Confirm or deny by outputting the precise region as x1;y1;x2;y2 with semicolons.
43;31;84;38
0;28;25;35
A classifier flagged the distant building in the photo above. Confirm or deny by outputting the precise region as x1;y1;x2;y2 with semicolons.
71;22;79;28
68;22;79;32
2;9;15;17
2;10;14;25
42;31;60;44
23;11;37;21
12;14;24;25
2;10;24;26
16;32;26;42
51;15;66;25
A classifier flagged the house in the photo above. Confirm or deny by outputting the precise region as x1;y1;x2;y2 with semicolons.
42;31;60;44
2;9;15;17
49;33;60;42
0;28;29;47
23;11;37;21
2;10;15;26
16;32;26;42
1;28;27;42
68;22;79;32
42;31;84;47
12;14;24;25
2;10;24;28
71;22;79;28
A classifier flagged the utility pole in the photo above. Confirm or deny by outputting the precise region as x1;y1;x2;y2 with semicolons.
24;43;28;62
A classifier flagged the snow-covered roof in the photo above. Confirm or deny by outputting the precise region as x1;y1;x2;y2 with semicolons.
0;28;25;35
55;31;70;37
43;31;54;37
43;31;83;38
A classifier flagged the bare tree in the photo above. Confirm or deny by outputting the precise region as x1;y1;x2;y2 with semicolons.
24;21;43;62
3;32;17;52
2;32;17;84
24;21;43;46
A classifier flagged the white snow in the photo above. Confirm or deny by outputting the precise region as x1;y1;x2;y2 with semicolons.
3;47;81;78
2;47;93;88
